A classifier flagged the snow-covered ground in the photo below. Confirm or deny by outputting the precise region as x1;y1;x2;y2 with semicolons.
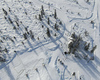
0;0;100;80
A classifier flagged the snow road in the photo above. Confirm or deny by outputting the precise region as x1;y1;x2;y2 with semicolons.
0;0;100;80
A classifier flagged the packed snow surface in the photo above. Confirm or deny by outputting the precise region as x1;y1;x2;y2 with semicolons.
0;0;100;80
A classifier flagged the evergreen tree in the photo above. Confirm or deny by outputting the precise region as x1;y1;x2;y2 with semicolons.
47;28;51;37
87;0;89;2
54;23;59;31
41;10;43;18
23;33;27;39
59;21;62;25
8;17;13;24
15;21;19;27
2;8;8;15
91;45;97;53
39;14;42;21
48;17;50;25
29;30;34;39
54;9;57;19
41;5;45;15
84;43;90;51
4;48;8;53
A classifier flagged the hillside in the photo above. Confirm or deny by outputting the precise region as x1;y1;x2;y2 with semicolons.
0;0;100;80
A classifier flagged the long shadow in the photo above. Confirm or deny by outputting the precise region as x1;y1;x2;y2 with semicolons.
94;56;100;66
4;65;15;80
42;19;67;42
44;66;52;80
27;39;33;48
0;53;17;69
61;65;67;80
73;56;100;79
36;71;41;80
55;56;71;80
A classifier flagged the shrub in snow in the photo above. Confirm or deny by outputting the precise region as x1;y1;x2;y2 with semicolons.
0;40;3;43
29;2;32;5
14;37;16;41
54;33;57;36
35;15;37;19
58;59;60;61
22;41;24;45
72;48;76;54
35;68;38;72
84;31;89;36
72;72;75;76
91;21;94;24
13;26;16;29
8;7;11;12
37;37;39;40
4;16;7;19
25;12;27;15
60;60;64;65
42;63;45;67
26;74;29;78
64;52;68;55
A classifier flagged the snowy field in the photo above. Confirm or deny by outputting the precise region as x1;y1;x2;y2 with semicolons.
0;0;100;80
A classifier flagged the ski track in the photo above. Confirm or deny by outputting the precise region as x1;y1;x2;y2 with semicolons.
0;0;100;80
